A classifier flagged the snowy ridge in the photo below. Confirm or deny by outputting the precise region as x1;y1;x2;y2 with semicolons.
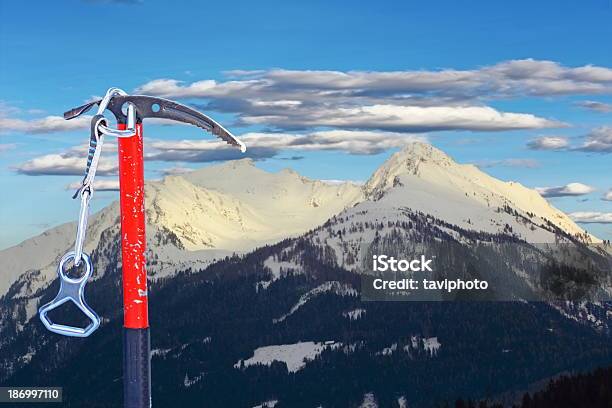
0;159;362;298
148;160;363;252
273;281;358;323
1;141;601;328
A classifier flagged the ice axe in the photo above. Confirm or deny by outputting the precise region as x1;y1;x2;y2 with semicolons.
39;87;245;408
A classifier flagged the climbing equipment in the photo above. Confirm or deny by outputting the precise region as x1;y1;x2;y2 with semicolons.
38;87;245;408
38;252;100;337
39;88;136;338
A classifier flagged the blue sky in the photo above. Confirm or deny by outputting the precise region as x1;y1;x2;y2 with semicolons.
0;0;611;248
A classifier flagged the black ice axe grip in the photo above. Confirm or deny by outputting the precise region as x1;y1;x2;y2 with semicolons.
123;328;151;408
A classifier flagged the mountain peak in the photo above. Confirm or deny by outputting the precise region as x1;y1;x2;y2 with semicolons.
362;141;595;241
395;142;455;166
183;158;263;183
363;142;456;199
222;157;256;168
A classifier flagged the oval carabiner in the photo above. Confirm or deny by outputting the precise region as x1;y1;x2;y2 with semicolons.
38;251;100;337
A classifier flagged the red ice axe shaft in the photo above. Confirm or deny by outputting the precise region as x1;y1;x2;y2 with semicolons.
118;122;150;407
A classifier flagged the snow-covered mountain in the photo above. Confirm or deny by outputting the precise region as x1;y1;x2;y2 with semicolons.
151;159;364;251
256;143;600;278
0;159;362;298
364;142;595;242
0;142;599;300
1;142;611;407
252;144;609;302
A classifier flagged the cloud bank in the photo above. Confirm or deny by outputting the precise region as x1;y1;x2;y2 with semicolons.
536;183;595;197
576;127;612;153
139;59;612;101
526;128;612;153
15;153;118;176
148;130;427;162
473;158;540;168
66;179;120;191
578;101;612;113
0;115;90;134
15;130;426;175
527;136;570;150
569;212;612;224
134;59;608;133
15;143;118;176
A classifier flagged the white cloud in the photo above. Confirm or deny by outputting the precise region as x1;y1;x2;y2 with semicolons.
16;130;425;172
66;179;120;191
147;130;428;162
7;59;602;138
569;212;612;224
527;136;570;150
0;115;90;134
15;152;118;176
575;127;612;153
161;166;195;176
136;78;256;99
577;101;612;113
139;60;612;100
603;191;612;201
135;59;603;133
527;128;612;153
240;105;562;132
6;60;612;137
0;102;188;136
536;182;596;197
473;158;540;168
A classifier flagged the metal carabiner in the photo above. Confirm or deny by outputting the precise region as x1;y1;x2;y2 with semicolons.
38;251;100;337
71;114;105;265
73;188;91;266
96;87;137;138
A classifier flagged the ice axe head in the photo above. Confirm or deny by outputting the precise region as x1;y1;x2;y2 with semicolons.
64;94;246;152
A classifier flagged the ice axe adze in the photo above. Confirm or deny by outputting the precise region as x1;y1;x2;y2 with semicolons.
39;87;245;408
